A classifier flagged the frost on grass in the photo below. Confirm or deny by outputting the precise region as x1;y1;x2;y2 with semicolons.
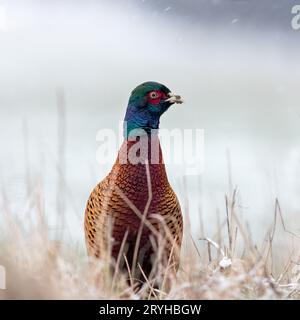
219;257;232;269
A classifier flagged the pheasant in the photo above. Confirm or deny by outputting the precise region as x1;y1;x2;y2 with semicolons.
84;82;184;287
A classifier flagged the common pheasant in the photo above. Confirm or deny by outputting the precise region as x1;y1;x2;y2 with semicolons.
85;82;184;287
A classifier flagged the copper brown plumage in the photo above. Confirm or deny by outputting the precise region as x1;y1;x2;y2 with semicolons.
84;82;184;286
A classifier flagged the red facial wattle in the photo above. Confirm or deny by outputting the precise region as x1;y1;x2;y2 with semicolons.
147;90;167;105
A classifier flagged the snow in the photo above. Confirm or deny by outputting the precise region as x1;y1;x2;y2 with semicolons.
219;257;232;269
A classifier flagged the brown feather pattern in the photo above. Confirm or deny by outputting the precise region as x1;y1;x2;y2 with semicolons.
84;135;183;283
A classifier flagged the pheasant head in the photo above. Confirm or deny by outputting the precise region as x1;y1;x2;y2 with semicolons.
124;81;183;138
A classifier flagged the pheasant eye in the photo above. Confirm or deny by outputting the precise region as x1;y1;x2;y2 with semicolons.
149;91;159;99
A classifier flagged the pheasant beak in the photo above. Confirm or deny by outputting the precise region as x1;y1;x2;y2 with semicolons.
165;92;184;104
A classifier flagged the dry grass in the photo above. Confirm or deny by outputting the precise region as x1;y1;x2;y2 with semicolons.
0;184;299;300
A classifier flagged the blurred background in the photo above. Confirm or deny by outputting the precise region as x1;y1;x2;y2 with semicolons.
0;0;300;255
